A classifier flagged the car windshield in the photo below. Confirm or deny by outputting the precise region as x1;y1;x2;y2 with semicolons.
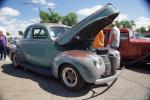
129;31;143;38
49;27;70;40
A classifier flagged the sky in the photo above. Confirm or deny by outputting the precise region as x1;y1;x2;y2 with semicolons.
0;0;150;36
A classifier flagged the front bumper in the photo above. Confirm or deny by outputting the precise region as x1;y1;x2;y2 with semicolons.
94;67;124;85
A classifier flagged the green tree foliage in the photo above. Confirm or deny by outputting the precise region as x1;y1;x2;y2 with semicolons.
40;9;77;26
48;9;62;23
130;20;135;28
18;31;23;36
115;20;121;28
40;9;61;23
115;20;135;29
120;20;135;29
136;27;146;33
40;10;49;23
6;32;10;36
62;12;78;26
148;26;150;31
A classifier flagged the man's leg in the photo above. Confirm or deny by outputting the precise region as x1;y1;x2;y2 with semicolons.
1;47;4;59
0;46;2;59
3;46;7;59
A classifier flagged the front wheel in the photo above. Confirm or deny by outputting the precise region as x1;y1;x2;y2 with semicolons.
60;64;84;90
12;54;19;68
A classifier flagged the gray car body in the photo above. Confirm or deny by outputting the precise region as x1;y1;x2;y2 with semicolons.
9;3;122;84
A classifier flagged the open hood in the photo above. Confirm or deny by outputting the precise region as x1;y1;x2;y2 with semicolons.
57;3;119;45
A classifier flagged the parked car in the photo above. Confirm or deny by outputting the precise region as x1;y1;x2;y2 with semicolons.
143;34;150;38
9;4;123;90
103;28;150;64
7;37;21;55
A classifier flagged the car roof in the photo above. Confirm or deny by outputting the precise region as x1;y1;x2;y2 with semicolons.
29;23;70;28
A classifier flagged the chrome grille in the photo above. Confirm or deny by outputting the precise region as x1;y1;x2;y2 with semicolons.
101;55;111;77
109;54;117;75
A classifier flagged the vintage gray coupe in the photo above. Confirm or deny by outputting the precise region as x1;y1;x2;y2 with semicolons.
9;4;123;90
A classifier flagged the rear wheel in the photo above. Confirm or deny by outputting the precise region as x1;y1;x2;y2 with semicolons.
12;54;19;68
60;64;84;90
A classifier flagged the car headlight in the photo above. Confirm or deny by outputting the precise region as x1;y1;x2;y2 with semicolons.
90;55;106;75
89;55;101;69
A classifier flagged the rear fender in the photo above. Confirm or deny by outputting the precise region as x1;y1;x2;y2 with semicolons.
14;46;26;63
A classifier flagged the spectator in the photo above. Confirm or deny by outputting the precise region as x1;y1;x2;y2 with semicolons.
107;22;120;49
0;31;7;60
92;30;104;48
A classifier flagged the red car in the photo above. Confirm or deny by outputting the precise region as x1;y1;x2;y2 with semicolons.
104;28;150;64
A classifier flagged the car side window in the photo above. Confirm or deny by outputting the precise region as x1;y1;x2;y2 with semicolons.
120;32;128;39
32;28;48;39
24;28;32;39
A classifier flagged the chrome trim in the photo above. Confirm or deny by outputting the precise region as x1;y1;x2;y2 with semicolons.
95;67;124;85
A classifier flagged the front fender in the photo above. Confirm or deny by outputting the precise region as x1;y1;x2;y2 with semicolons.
52;50;102;83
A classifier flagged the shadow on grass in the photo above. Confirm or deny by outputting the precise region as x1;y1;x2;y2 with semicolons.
1;64;116;99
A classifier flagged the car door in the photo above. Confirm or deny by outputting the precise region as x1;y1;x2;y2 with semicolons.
20;27;33;61
29;26;52;67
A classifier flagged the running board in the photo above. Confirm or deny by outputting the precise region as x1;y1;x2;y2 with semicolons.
20;62;53;76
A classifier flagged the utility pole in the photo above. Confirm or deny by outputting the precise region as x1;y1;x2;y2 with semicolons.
22;2;41;22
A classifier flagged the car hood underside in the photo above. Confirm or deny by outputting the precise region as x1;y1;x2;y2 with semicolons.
56;3;119;46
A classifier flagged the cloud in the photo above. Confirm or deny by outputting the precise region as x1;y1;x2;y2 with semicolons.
32;0;47;5
77;5;102;16
0;16;7;22
0;18;39;37
0;7;20;24
0;7;21;35
115;13;129;21
0;6;40;37
0;7;20;17
32;0;55;9
47;2;55;8
135;16;150;29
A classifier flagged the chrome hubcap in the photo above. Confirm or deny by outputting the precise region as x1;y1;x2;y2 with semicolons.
62;67;77;87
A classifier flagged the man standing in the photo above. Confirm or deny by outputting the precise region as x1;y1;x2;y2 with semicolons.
108;22;120;49
92;30;104;48
0;31;7;60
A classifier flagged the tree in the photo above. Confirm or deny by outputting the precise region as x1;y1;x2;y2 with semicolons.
130;20;136;28
62;12;78;26
40;10;49;23
6;32;10;36
48;9;62;23
18;31;23;36
148;26;150;31
120;20;131;28
115;20;121;28
115;20;135;29
136;26;146;33
40;9;62;23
